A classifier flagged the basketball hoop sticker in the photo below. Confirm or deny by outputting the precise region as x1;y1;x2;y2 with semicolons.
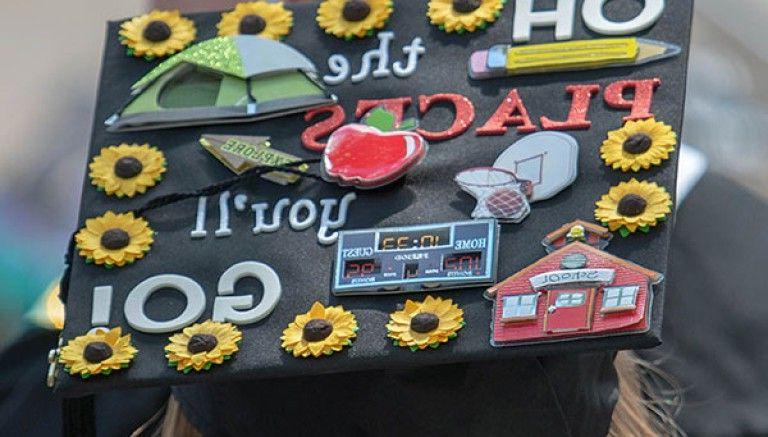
455;167;532;223
456;132;578;223
494;132;579;202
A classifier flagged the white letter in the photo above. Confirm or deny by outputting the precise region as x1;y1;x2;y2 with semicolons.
393;37;425;77
215;191;232;238
213;261;282;324
582;0;664;35
513;0;576;42
251;198;290;235
124;275;205;333
234;194;248;211
190;196;208;239
91;286;113;327
323;54;350;85
317;192;357;245
352;31;394;83
288;199;318;231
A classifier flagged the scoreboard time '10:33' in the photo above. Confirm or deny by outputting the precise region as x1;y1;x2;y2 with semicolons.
332;219;499;295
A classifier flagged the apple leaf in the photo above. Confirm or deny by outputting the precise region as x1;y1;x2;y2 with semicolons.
398;117;419;131
363;107;396;132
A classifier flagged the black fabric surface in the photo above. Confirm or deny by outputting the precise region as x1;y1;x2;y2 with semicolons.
58;0;692;396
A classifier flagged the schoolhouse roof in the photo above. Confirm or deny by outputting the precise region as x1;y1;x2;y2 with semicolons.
541;220;612;246
486;241;663;298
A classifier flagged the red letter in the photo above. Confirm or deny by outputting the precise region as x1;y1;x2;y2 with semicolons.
416;93;475;141
604;78;661;121
301;105;346;152
540;84;600;130
355;97;413;124
476;89;537;136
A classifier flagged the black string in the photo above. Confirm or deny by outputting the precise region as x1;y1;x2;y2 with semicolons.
59;159;322;305
62;395;95;437
133;159;321;215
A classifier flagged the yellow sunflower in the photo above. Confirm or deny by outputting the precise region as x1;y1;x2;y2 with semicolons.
595;178;673;237
317;0;393;40
601;118;677;172
59;327;137;379
89;144;166;198
387;295;465;351
427;0;505;34
281;302;357;358
165;320;243;373
119;10;196;60
217;2;294;40
45;281;65;330
75;211;154;268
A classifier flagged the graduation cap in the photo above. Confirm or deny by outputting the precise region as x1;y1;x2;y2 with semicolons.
51;0;693;433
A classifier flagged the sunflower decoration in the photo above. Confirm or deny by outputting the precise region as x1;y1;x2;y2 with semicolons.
601;118;677;172
281;302;358;358
119;10;196;60
89;144;166;198
75;211;154;268
165;321;243;373
317;0;394;40
387;295;465;351
595;178;673;237
427;0;505;34
59;327;137;379
217;2;294;40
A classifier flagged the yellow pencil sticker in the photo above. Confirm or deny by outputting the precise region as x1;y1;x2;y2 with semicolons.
469;37;680;79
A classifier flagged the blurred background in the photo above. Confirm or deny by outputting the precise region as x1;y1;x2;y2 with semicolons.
0;0;765;359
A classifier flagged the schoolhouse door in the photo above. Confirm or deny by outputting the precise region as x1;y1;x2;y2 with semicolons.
544;289;594;333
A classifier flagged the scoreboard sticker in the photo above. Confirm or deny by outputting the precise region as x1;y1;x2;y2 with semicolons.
332;219;499;295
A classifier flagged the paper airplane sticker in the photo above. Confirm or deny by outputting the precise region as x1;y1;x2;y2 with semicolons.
200;134;308;185
469;37;681;80
494;132;579;202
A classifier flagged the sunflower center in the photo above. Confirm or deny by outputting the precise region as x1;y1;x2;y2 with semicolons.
239;14;267;34
453;0;482;13
410;312;439;333
617;194;648;217
100;228;131;250
622;133;653;155
113;156;143;179
342;0;372;22
83;341;113;363
143;20;172;42
303;319;333;342
187;334;219;354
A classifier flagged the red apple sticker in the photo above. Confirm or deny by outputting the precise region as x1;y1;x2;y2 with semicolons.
322;107;428;189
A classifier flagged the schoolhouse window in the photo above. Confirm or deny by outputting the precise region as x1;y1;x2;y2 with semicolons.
555;291;586;307
501;293;538;320
601;286;639;312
